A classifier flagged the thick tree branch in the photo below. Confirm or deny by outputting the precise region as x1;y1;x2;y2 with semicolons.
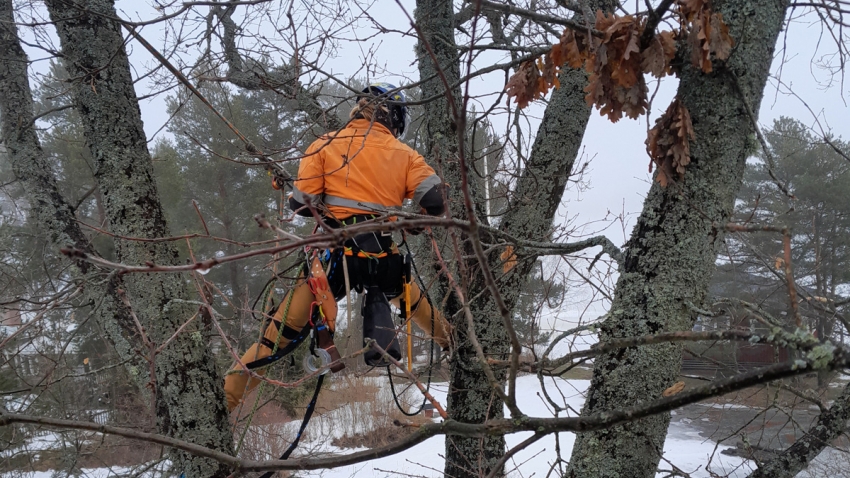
639;0;676;49
516;235;623;263
213;5;342;131
0;0;151;394
470;0;599;35
747;380;850;478
492;329;829;373
43;1;235;475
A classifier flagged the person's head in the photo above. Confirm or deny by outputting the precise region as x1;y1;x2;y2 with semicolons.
349;82;410;138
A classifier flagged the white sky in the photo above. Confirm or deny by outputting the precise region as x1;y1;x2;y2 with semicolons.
15;0;845;237
15;0;850;321
105;1;850;241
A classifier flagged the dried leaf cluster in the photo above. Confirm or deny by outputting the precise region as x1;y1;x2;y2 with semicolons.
504;1;736;185
583;13;648;122
679;0;735;73
506;3;734;111
505;60;545;109
504;27;589;109
646;98;694;187
641;30;677;78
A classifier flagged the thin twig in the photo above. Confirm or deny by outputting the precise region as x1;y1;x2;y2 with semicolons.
367;339;449;419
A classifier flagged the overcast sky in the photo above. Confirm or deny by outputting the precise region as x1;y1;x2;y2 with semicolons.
12;0;848;331
102;1;848;241
17;1;847;237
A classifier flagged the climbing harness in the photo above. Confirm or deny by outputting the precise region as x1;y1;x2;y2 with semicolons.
231;228;444;467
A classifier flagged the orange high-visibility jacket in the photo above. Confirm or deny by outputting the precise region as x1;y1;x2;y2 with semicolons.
291;119;442;220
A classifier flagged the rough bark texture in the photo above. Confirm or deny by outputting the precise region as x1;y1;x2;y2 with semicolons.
0;0;146;384
748;381;850;478
416;2;612;475
412;2;499;475
566;0;789;476
42;1;234;476
470;65;597;476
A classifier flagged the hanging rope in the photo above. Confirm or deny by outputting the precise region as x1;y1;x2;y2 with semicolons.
258;373;325;478
388;242;437;416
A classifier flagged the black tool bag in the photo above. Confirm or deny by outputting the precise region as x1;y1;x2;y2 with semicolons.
362;285;401;367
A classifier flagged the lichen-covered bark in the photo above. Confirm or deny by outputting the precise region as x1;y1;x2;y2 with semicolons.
42;1;234;476
748;381;850;478
413;2;502;474
416;2;613;475
462;64;597;476
566;0;789;476
0;0;145;387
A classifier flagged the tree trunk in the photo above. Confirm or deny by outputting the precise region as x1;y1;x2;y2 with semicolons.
0;0;147;398
567;0;789;476
42;1;234;476
413;2;493;474
414;3;612;475
414;2;515;475
217;172;245;318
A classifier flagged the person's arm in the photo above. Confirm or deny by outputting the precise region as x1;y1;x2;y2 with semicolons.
417;181;445;216
290;140;325;216
406;152;445;216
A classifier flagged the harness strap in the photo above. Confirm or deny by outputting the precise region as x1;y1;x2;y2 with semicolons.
261;319;304;343
343;248;391;259
244;324;312;370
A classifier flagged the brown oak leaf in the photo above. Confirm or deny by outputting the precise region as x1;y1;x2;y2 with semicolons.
583;13;648;121
680;0;734;73
501;245;518;273
559;29;587;69
678;0;707;21
642;30;677;77
710;12;734;61
505;61;541;109
646;97;695;186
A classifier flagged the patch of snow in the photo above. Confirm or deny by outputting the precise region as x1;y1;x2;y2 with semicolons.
291;375;754;478
2;393;38;412
5;375;765;478
664;420;753;477
695;403;753;410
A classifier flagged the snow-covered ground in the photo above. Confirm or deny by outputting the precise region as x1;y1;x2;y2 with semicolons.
303;375;752;478
6;374;846;477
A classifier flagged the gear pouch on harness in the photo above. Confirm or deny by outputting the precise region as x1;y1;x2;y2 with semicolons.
362;285;401;367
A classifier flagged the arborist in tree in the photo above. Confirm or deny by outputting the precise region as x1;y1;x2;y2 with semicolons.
224;82;452;412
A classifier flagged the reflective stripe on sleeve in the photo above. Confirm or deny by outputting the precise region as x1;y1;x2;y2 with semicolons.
323;194;401;213
413;174;442;206
292;186;320;204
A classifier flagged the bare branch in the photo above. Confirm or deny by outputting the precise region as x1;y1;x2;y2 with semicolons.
213;5;343;131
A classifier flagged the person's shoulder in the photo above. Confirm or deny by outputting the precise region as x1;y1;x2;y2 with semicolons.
385;137;418;156
306;127;351;152
315;128;346;142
